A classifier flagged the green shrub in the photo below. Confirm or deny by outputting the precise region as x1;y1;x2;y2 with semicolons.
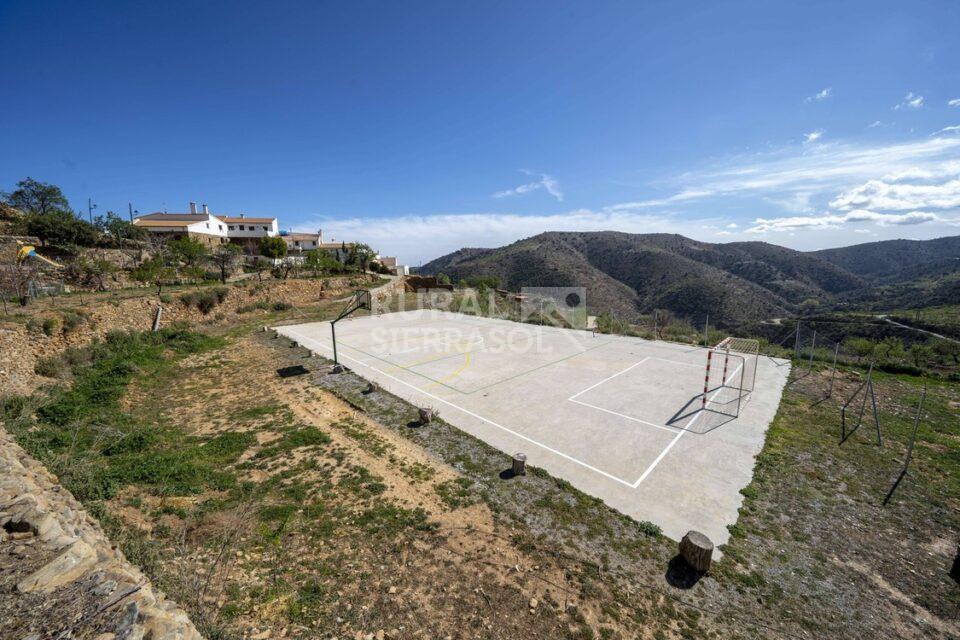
26;318;41;334
1;395;29;420
237;300;292;313
35;356;68;378
41;317;59;336
61;310;87;334
179;288;228;315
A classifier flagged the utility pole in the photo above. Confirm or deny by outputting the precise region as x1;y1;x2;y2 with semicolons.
128;203;135;222
704;314;709;346
87;198;97;223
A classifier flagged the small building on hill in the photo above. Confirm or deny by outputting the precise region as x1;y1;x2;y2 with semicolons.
133;202;278;249
282;231;323;254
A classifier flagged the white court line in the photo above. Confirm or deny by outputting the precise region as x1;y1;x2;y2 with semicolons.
566;356;703;435
632;361;743;486
568;398;680;434
568;357;651;402
278;326;641;488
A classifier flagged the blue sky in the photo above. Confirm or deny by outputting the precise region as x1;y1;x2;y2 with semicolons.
2;0;959;264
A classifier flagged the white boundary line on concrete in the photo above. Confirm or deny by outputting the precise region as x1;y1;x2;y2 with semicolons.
566;356;705;435
568;398;680;434
632;361;744;486
278;326;642;488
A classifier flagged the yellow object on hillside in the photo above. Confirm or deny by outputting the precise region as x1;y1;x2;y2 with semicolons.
15;240;62;268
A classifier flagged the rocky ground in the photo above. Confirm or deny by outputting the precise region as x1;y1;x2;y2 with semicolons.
1;426;200;639
0;274;378;397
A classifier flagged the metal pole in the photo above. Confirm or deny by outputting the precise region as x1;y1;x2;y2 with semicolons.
331;321;338;364
704;314;709;346
794;320;801;359
857;363;873;430
870;375;882;446
809;330;817;370
902;387;926;473
827;342;839;397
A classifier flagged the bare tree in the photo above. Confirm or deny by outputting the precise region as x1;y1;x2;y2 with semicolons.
0;261;41;307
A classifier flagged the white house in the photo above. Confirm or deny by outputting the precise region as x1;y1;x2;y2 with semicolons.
133;203;278;250
132;205;229;247
282;231;322;254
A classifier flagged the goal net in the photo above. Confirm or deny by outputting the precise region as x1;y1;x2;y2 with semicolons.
701;337;759;419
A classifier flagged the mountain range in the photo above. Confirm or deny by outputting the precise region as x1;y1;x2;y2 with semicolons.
420;232;960;327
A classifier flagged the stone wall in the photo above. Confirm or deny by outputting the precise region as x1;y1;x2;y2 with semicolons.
0;426;203;639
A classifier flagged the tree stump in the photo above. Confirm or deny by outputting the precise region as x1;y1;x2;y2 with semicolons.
511;453;527;476
366;382;378;394
679;531;714;573
331;364;345;374
418;408;433;424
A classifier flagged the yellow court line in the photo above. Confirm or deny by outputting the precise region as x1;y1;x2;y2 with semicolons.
385;339;478;371
421;350;473;391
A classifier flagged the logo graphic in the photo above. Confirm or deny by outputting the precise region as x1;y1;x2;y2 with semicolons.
520;287;587;329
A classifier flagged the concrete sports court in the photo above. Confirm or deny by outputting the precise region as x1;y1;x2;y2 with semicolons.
276;310;790;544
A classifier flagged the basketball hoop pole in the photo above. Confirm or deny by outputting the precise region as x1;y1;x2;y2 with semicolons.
330;290;370;365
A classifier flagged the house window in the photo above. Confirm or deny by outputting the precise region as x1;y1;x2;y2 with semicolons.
262;226;268;231
205;222;210;228
228;225;235;230
239;225;245;231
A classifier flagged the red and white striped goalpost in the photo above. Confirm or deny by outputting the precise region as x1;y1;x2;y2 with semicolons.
703;338;732;410
702;350;712;409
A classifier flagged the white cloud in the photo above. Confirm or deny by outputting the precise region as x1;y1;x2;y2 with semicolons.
893;92;924;110
830;177;960;211
935;124;960;135
806;88;833;102
868;120;884;128
746;209;942;233
492;171;563;201
948;98;960;107
608;137;960;210
804;129;824;144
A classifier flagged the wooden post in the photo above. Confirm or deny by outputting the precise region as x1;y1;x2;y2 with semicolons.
511;453;527;476
152;305;163;332
418;407;433;425
679;530;714;572
951;544;960;584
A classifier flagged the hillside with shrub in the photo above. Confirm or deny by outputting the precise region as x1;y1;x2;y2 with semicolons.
422;231;960;327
